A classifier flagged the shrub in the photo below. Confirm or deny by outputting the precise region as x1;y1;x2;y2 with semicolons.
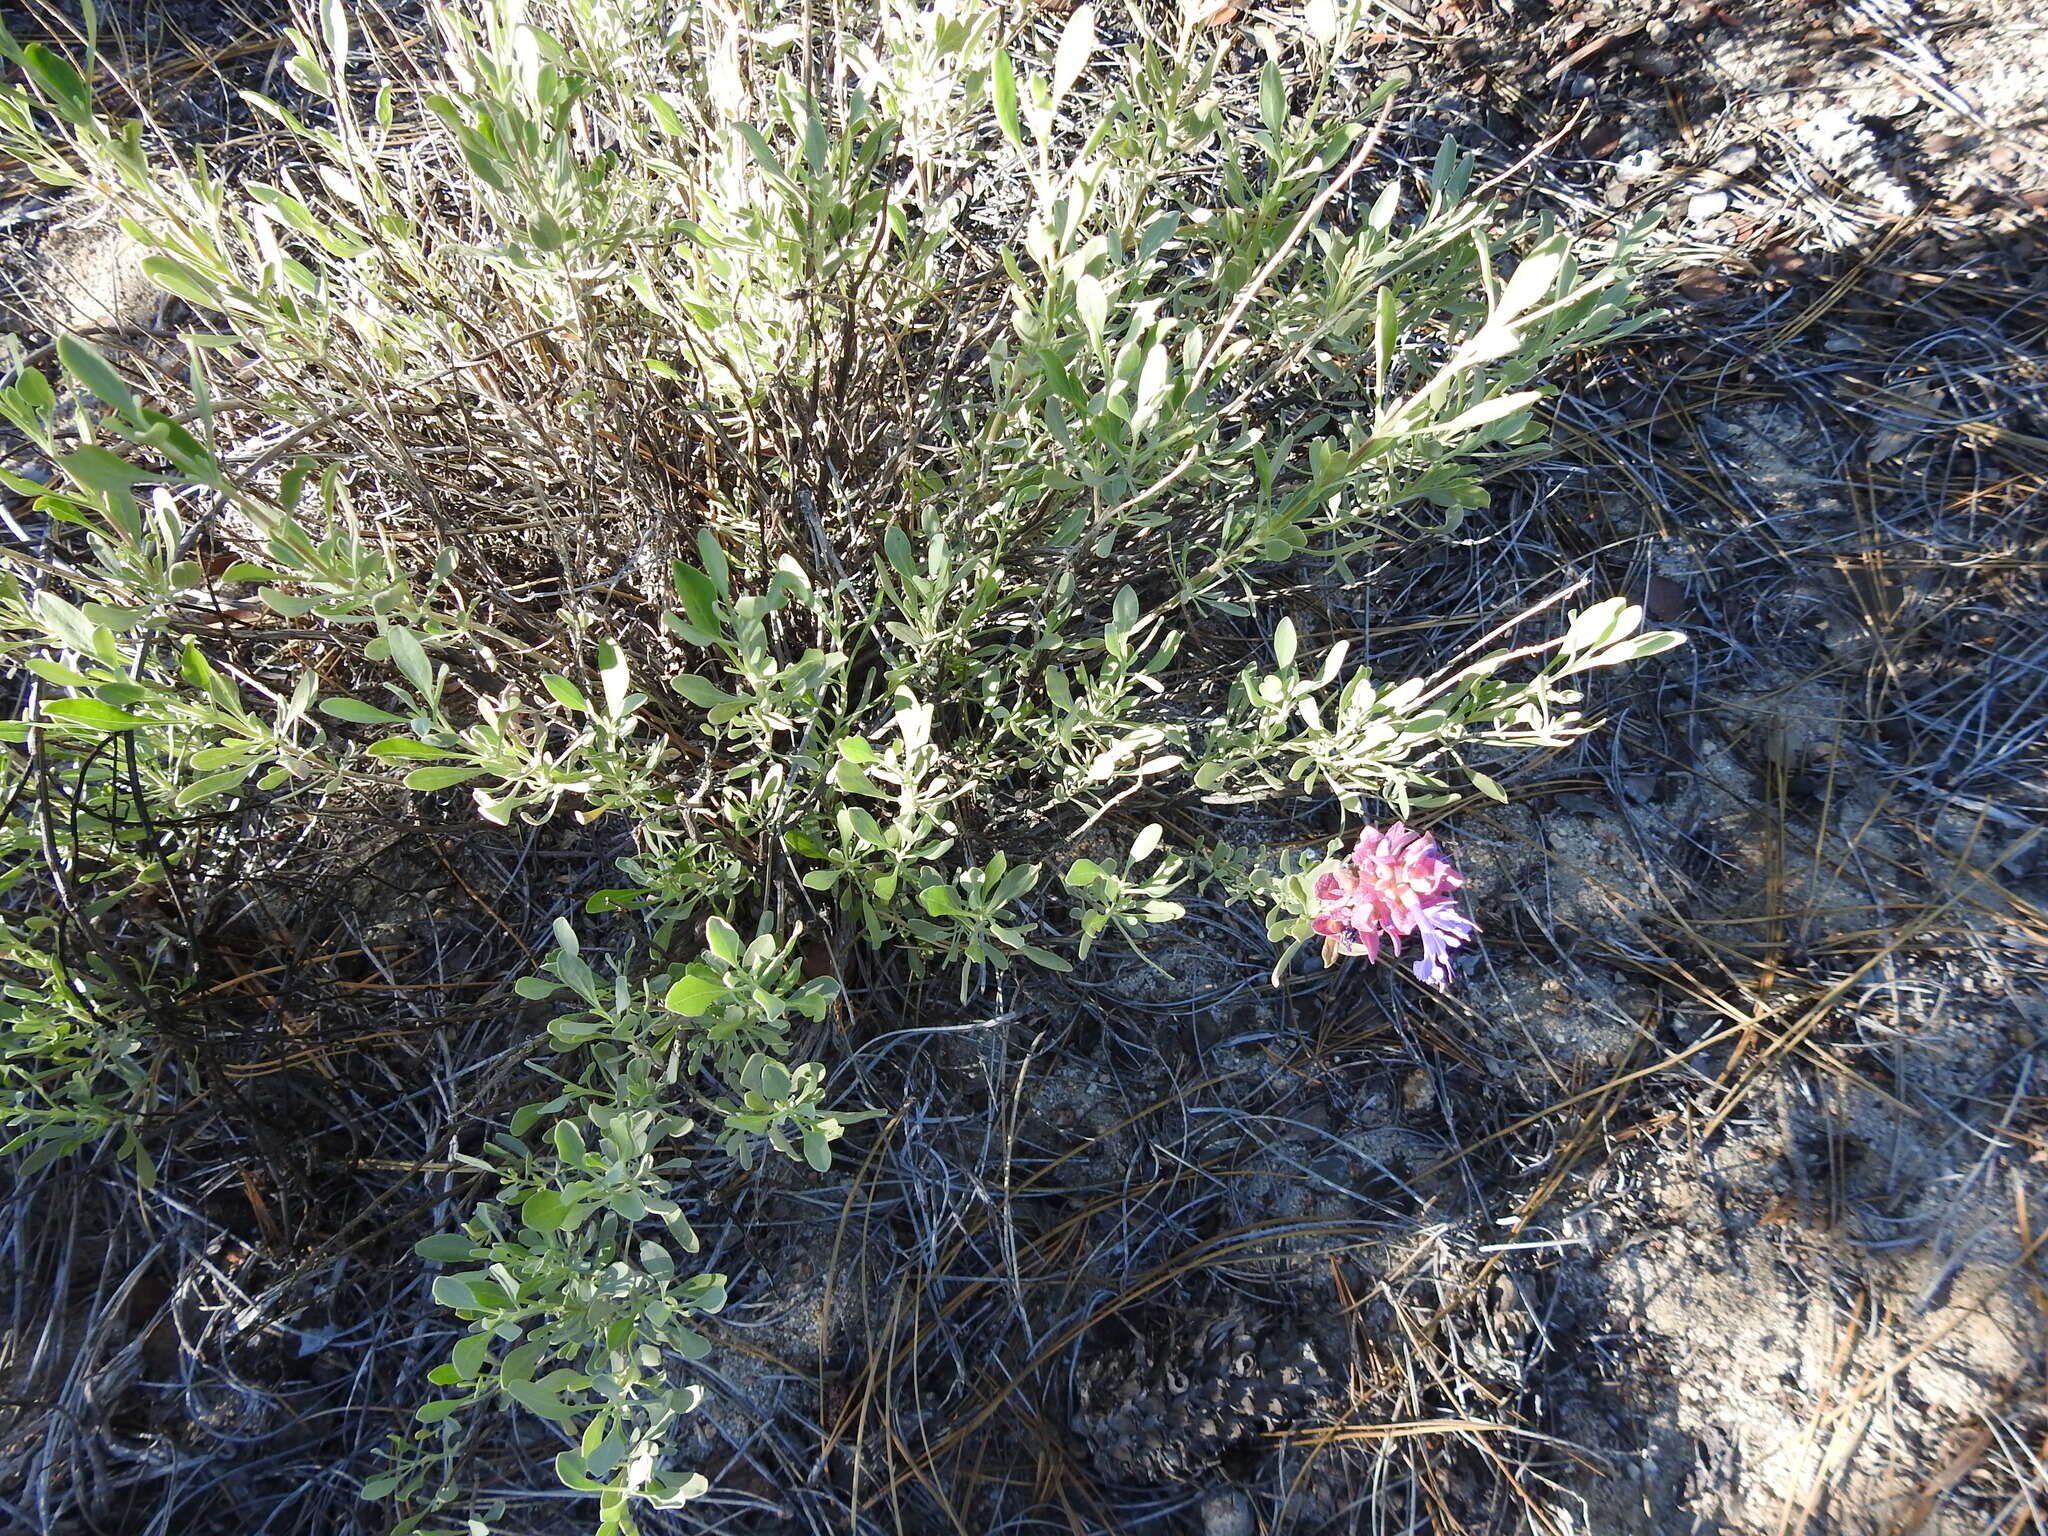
0;0;1679;1528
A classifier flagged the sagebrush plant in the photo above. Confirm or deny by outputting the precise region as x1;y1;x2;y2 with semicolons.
0;0;1679;1527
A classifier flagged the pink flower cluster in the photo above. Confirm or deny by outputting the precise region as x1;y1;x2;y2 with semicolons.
1311;823;1476;989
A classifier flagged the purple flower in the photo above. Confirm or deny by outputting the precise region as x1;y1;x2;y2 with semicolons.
1309;822;1477;989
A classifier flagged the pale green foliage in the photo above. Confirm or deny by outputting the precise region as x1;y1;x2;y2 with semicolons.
0;929;157;1177
393;1089;721;1535
1213;599;1684;979
379;915;870;1534
0;0;1684;1527
1062;823;1189;961
1195;596;1684;814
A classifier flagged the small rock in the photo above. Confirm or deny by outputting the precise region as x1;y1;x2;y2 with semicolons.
1645;574;1694;623
1712;142;1759;177
1686;189;1730;222
1645;17;1672;43
1761;243;1811;278
1200;1491;1254;1536
1672;266;1732;302
1614;147;1663;184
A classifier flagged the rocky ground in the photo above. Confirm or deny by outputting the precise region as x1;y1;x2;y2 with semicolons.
2;1;2044;1534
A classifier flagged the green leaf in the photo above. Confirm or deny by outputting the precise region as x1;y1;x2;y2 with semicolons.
450;1331;490;1381
753;1057;792;1101
663;973;724;1017
829;758;886;798
1019;944;1073;973
734;122;784;178
177;640;229;707
10;365;56;416
1259;60;1287;137
1468;769;1508;804
695;529;730;592
542;674;589;713
57;444;142;497
175;766;252;806
500;1341;543;1386
1620;630;1685;660
583;1425;630;1481
403;765;485;791
32;592;104;656
1437;389;1542;440
56;334;137;418
596;639;629;719
881;524;916;578
803;1129;833;1171
1273;616;1298;669
1130;335;1173;436
320;0;350;66
672;1326;712;1362
1561;627;1686;676
414;1233;478;1262
22;44;92;120
382;625;433;692
703;915;741;964
42;697;144;731
506;1373;585;1423
431;1273;509;1313
21;656;91;688
319;697;407;725
1050;4;1097;111
991;50;1023;147
366;737;455;760
672;672;732;708
140;256;223;310
1560;597;1639;656
1074;274;1108;353
521;1189;577;1234
1497;236;1568;322
258;590;324;617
